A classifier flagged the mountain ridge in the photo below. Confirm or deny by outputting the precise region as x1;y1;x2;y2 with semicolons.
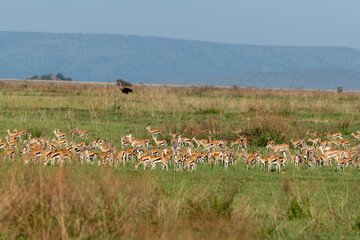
1;31;360;89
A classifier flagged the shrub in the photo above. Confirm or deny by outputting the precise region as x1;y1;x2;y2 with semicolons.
116;79;133;87
287;197;311;220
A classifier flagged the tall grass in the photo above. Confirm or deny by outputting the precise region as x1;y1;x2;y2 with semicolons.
0;163;360;239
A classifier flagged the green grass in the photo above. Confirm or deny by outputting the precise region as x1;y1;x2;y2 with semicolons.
0;81;359;239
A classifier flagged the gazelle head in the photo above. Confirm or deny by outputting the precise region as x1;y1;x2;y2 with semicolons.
127;130;133;137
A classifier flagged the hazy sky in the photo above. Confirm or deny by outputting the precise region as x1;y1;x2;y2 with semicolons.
1;0;359;49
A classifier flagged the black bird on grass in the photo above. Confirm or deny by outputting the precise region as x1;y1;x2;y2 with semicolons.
121;87;133;94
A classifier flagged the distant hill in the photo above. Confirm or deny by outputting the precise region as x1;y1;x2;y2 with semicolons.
1;31;360;89
170;69;360;90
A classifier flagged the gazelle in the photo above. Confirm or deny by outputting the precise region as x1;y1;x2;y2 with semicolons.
320;140;332;150
181;137;192;147
257;154;269;171
232;129;244;135
177;135;192;147
93;139;106;147
24;148;39;164
98;151;115;166
17;129;27;138
78;129;88;138
306;130;318;137
53;129;67;140
134;155;150;169
0;141;8;150
115;151;126;166
318;146;343;166
170;133;179;146
3;147;15;162
223;151;235;171
152;136;167;148
191;137;202;148
343;155;355;168
329;132;343;140
98;144;113;153
208;136;224;149
290;153;301;169
336;158;346;172
125;147;137;162
44;150;62;166
148;155;169;170
323;132;330;139
51;138;69;147
209;150;223;166
267;140;276;147
350;133;360;142
6;135;18;143
127;133;147;149
7;129;22;139
71;129;79;138
121;136;130;149
268;155;280;172
150;146;161;156
87;149;97;164
318;155;330;167
277;156;287;170
54;149;73;167
245;152;258;169
266;143;289;157
308;138;321;146
40;149;56;163
231;136;247;150
339;139;350;149
347;145;360;154
146;123;162;136
5;137;18;149
305;155;313;170
183;154;197;172
290;138;304;149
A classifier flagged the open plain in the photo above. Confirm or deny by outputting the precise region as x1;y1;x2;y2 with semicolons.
0;80;359;239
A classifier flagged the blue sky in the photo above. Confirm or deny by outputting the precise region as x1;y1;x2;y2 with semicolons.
1;0;359;49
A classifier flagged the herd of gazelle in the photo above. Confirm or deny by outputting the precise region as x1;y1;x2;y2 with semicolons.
1;124;360;172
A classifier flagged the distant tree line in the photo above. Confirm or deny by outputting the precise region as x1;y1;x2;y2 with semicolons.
27;73;72;81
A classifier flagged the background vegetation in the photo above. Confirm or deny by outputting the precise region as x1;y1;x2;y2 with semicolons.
27;73;72;81
0;81;359;239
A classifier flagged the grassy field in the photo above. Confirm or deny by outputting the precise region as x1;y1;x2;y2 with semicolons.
0;81;360;239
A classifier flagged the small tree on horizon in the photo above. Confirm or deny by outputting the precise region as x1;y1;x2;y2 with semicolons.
116;78;133;87
56;73;65;80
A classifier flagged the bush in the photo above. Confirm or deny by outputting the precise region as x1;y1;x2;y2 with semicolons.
116;79;133;87
287;197;311;220
56;73;65;80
